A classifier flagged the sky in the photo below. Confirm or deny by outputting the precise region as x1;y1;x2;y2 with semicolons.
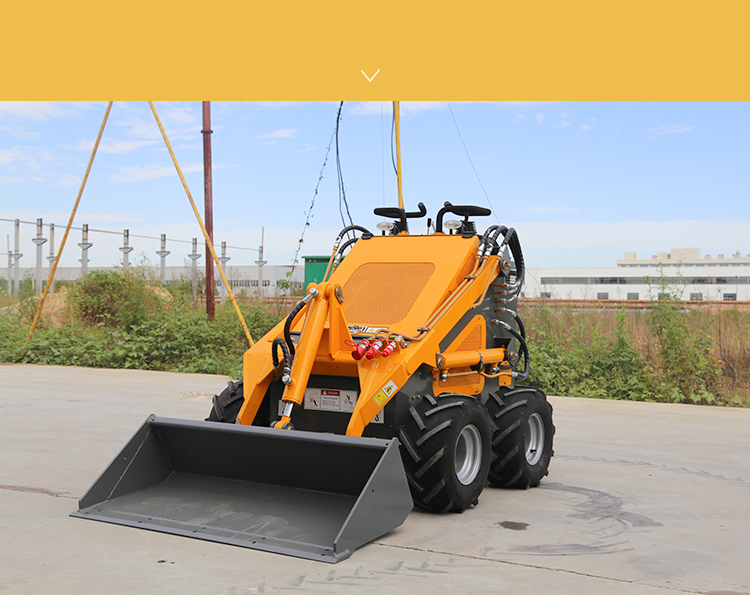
1;101;748;271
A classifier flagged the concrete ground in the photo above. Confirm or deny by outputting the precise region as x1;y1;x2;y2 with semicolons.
1;363;748;595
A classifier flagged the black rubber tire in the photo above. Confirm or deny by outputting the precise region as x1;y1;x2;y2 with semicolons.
486;386;555;489
398;394;493;513
206;380;245;423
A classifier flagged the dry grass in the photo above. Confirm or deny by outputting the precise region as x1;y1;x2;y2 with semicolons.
519;300;750;407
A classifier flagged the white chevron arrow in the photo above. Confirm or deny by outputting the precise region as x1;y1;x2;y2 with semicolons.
361;69;380;82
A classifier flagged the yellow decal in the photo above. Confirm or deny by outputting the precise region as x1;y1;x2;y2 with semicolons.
372;380;398;407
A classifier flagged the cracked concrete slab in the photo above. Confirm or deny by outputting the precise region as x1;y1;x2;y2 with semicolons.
1;363;749;594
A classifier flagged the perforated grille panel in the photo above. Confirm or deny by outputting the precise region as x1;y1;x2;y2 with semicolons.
342;262;436;325
442;323;483;389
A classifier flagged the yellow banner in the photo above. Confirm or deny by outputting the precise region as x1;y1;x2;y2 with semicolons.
4;0;749;98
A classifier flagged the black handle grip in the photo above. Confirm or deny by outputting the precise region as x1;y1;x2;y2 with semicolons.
435;202;491;233
374;202;427;234
373;207;405;219
405;202;427;218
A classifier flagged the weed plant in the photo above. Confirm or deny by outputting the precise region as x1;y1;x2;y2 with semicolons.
0;267;282;378
521;299;749;407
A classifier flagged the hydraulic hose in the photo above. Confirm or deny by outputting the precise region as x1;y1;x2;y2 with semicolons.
337;236;359;256
329;236;359;277
271;337;292;383
499;227;525;282
336;225;371;242
494;319;530;380
323;225;373;282
283;289;317;358
479;225;506;264
496;308;526;339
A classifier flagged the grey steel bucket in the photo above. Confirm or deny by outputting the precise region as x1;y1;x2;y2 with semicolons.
71;415;413;563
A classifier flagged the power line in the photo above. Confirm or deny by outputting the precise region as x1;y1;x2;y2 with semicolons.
446;101;500;223
287;112;339;277
335;101;354;231
0;217;259;252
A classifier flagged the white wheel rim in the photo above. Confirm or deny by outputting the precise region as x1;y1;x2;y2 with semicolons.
525;412;545;466
454;424;482;485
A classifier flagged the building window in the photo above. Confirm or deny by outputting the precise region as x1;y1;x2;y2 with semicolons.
724;293;737;301
250;280;259;287
627;292;638;300
262;280;270;287
597;292;609;300
690;293;703;301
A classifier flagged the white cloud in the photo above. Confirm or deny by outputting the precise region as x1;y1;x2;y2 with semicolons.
0;101;95;121
0;145;54;169
70;138;159;154
52;173;81;188
509;220;750;253
292;144;317;153
255;128;298;140
108;163;203;183
554;121;571;128
523;207;580;214
113;102;201;141
0;175;44;185
580;124;591;132
256;102;297;109
0;210;147;225
349;101;450;116
535;114;545;125
643;123;695;137
2;125;40;139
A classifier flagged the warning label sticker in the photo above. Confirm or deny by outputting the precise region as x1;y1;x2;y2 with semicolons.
300;388;383;423
372;380;398;408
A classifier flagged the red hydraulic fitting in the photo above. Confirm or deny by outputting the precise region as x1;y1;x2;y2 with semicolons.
365;339;386;360
346;339;372;361
379;339;399;357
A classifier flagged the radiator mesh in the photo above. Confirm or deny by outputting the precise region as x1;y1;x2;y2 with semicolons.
342;262;435;325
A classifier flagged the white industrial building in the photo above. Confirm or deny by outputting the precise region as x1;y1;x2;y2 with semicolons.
5;246;750;302
525;248;750;302
2;264;305;298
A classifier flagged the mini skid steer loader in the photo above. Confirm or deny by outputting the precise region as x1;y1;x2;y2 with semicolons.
73;201;554;563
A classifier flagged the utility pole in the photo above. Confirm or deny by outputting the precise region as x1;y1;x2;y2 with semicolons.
188;237;201;299
32;218;47;294
255;227;267;301
218;241;230;305
202;101;215;320
156;233;170;285
79;224;92;276
6;235;12;297
13;219;22;296
47;224;55;294
119;229;134;269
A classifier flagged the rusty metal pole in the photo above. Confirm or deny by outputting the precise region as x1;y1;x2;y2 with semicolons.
202;101;215;320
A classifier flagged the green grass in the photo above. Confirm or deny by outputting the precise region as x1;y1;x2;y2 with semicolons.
2;267;748;407
0;268;282;378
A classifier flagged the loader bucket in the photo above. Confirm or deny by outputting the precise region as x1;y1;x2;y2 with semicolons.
72;415;413;563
